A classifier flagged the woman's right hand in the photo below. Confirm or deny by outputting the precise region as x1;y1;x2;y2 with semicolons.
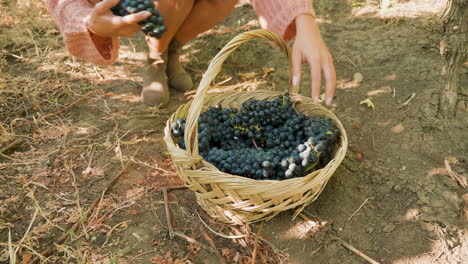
86;0;151;38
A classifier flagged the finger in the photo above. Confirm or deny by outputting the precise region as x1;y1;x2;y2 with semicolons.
291;46;302;88
121;11;151;25
323;55;337;105
309;56;321;103
94;0;120;15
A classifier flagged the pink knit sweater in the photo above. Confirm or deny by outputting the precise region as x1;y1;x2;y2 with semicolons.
46;0;315;65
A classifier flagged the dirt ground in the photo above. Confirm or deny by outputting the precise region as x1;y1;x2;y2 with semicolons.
1;0;467;263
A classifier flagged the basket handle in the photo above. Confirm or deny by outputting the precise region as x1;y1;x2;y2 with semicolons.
184;29;297;157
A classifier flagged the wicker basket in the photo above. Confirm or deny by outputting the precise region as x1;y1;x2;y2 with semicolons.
164;29;348;225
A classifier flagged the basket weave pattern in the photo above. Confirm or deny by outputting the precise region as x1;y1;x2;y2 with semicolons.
164;30;348;225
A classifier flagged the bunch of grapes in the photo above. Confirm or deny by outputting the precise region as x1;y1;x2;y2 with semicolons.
171;93;340;181
111;0;166;38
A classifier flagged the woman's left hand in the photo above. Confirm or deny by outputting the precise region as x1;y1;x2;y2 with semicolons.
292;14;336;105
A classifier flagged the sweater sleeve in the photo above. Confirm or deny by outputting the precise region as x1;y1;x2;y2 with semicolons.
250;0;315;41
46;0;119;65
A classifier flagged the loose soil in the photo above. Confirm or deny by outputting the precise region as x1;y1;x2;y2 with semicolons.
1;0;467;264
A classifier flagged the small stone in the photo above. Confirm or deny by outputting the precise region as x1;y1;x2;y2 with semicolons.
419;222;435;232
366;227;374;233
462;193;468;204
420;206;433;214
417;39;430;46
393;184;402;192
383;223;395;233
428;199;445;208
353;72;364;83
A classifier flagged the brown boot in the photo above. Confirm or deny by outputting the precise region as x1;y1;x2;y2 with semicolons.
167;39;193;92
142;52;170;106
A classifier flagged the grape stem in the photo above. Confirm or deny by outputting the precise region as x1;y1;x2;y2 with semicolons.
252;139;259;149
304;153;321;172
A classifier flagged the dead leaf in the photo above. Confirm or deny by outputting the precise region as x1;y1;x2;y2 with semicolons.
221;248;235;261
82;166;92;176
234;64;247;69
67;208;82;224
213;27;232;35
82;166;104;177
21;253;32;264
165;250;173;262
356;152;364;162
188;243;201;255
360;98;375;110
4;195;20;204
46;29;60;35
446;156;458;164
262;68;275;78
351;123;361;129
318;93;326;103
237;72;258;81
125;186;146;200
444;158;467;188
149;255;166;264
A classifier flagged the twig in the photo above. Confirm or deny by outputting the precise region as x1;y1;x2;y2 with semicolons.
68;166;83;225
0;242;46;263
0;103;38;120
213;77;233;87
8;228;14;264
310;246;322;256
14;207;39;257
444;158;467;188
93;67;104;80
338;237;380;264
299;213;313;222
30;147;140;263
403;93;416;105
347;197;370;221
201;228;226;264
172;231;213;253
128;249;155;262
0;152;21;162
251;223;263;264
258;237;284;263
0;138;26;154
12;90;94;129
397;93;416;109
252;139;259;149
371;135;376;151
101;220;132;247
197;213;246;239
162;186;174;239
126;157;177;175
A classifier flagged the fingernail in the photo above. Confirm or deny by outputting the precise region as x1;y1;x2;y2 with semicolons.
292;76;299;86
313;96;319;103
325;97;333;105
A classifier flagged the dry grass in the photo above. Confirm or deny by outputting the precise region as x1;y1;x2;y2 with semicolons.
350;0;447;18
0;1;149;263
1;2;265;263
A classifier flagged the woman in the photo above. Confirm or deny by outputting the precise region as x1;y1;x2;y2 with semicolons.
46;0;336;106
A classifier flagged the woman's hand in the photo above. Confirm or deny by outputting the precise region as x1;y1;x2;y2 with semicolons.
86;0;151;38
292;14;336;105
